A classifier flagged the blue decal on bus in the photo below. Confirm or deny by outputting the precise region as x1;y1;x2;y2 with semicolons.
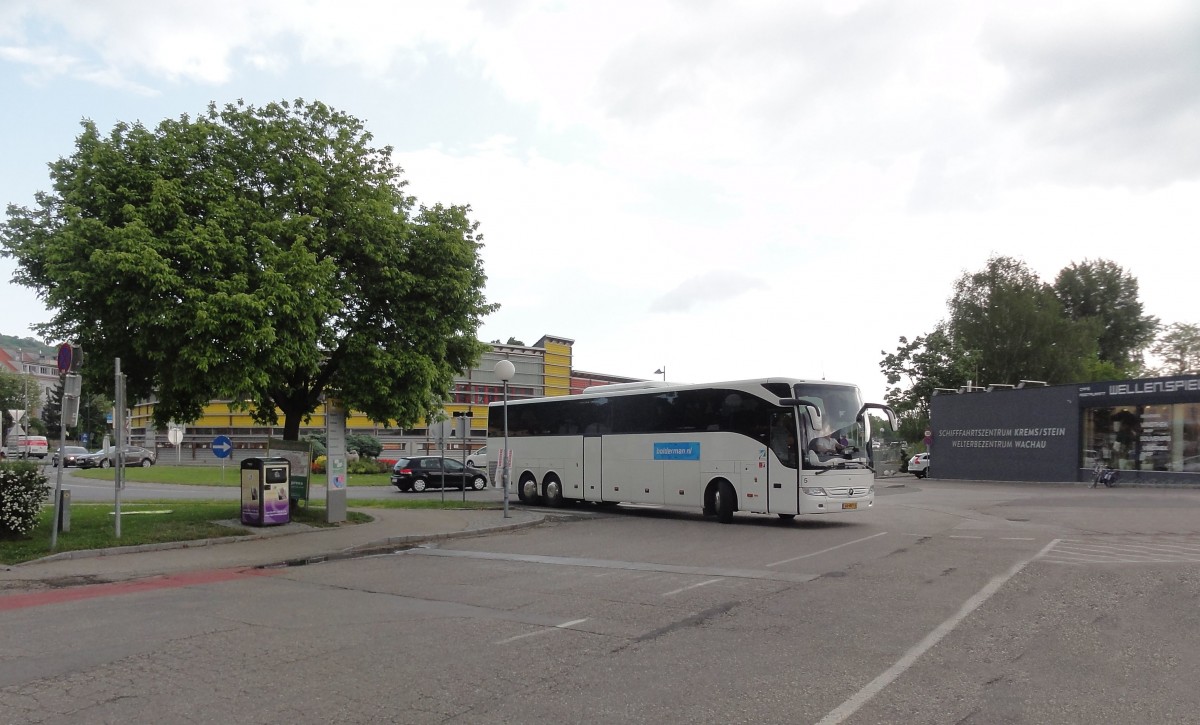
654;442;700;460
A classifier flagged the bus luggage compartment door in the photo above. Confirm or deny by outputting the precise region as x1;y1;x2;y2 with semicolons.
584;436;602;502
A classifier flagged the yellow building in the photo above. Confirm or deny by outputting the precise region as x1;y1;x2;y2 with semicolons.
130;334;634;460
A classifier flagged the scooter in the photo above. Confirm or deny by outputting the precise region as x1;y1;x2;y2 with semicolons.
1091;462;1119;488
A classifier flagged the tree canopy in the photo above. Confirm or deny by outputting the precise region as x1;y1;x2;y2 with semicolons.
879;324;975;441
1;99;496;439
1052;258;1158;376
947;256;1098;386
1150;322;1200;375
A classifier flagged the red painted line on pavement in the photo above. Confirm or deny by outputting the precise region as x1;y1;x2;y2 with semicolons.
0;568;278;612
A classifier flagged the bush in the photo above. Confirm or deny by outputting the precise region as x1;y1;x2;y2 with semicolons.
0;461;50;537
347;433;383;459
348;458;388;474
312;455;327;474
304;433;327;459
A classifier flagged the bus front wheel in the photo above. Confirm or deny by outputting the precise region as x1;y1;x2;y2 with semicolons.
714;480;736;524
518;475;541;505
543;476;565;507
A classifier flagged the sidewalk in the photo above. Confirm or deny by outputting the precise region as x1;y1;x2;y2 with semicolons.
0;505;547;590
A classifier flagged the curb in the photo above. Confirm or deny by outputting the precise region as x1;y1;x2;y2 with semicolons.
268;515;548;568
18;532;261;565
13;507;549;569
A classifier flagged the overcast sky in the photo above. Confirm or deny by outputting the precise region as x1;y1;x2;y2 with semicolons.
2;0;1197;403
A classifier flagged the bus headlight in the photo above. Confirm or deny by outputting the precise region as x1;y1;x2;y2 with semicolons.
802;487;828;496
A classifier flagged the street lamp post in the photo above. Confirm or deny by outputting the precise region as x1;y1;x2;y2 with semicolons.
493;359;516;518
654;367;666;381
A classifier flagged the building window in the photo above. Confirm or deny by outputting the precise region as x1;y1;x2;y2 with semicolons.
1083;403;1200;473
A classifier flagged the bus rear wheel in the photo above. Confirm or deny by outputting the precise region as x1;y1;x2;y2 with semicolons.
714;480;736;524
543;476;565;507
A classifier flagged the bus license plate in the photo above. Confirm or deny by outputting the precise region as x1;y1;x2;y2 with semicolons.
842;502;857;510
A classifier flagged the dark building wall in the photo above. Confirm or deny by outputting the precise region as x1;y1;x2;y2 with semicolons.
932;386;1080;482
930;375;1200;484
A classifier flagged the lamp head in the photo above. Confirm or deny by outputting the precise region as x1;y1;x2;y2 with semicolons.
494;359;516;382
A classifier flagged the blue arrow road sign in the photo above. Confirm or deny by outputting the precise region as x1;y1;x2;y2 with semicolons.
212;435;233;459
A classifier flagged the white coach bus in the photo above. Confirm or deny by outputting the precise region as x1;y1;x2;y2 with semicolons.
487;378;896;523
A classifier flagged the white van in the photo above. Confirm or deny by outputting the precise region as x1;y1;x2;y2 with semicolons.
6;435;49;459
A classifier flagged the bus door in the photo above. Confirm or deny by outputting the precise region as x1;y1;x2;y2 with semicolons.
768;411;801;515
583;436;603;502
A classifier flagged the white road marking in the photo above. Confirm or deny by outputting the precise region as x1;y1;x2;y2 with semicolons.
765;532;889;568
816;539;1060;725
662;578;722;597
407;548;816;582
495;618;589;645
948;535;984;539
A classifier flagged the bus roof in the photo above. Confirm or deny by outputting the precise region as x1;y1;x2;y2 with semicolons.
493;377;859;407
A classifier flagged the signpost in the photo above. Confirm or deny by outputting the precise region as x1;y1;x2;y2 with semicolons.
454;411;472;502
213;434;233;482
168;425;184;464
113;359;126;538
50;343;81;551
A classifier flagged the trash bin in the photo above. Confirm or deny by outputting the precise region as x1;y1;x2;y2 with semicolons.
57;488;71;533
240;457;291;526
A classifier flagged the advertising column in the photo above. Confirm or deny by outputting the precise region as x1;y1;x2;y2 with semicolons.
325;398;348;523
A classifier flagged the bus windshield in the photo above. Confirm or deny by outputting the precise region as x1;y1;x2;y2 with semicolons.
794;383;870;467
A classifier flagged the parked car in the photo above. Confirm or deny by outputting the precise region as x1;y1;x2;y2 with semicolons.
466;445;487;470
392;456;488;492
78;445;157;469
909;452;930;478
51;445;91;468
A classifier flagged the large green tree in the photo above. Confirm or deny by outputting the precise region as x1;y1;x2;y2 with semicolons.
1052;259;1158;377
947;256;1097;386
1;99;496;439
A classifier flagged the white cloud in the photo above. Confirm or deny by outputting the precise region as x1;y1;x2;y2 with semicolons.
650;271;765;313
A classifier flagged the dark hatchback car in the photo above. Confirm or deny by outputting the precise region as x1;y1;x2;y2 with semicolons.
78;445;157;469
51;446;92;467
392;456;488;492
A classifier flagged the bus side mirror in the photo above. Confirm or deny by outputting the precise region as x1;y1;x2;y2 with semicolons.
858;403;898;432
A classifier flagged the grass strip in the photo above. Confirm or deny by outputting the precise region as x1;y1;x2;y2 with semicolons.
1;498;499;566
67;466;392;487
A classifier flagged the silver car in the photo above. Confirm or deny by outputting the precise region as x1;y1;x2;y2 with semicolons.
78;445;158;469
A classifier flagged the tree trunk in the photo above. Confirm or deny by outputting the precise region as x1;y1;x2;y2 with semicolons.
281;409;303;441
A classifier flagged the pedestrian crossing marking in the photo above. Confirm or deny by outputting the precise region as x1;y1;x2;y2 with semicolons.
1043;537;1200;565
